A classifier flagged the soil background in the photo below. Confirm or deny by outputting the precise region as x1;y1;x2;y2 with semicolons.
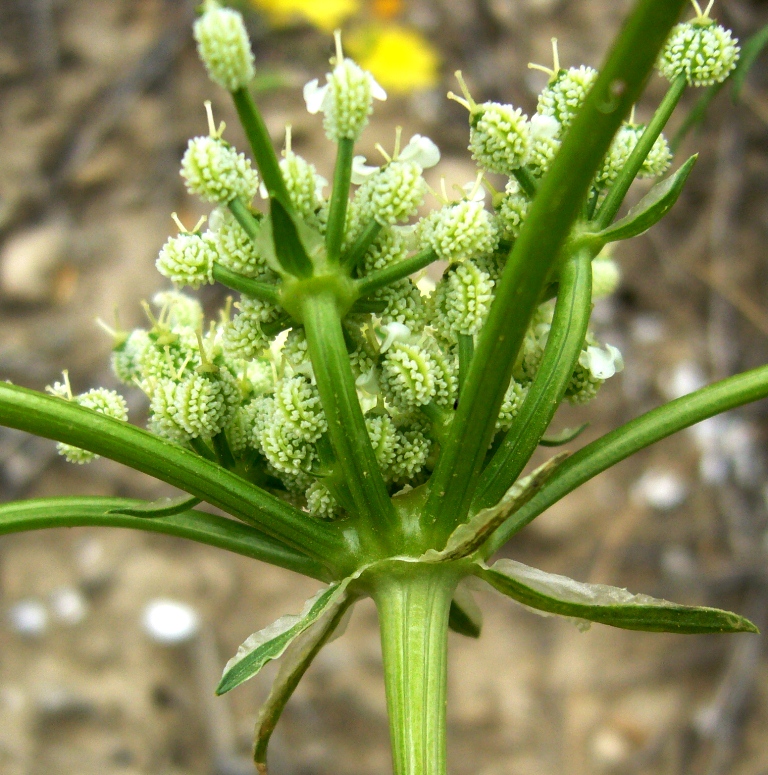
1;1;768;773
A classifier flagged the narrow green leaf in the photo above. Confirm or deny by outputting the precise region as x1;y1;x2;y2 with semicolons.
477;559;758;634
422;454;567;563
354;247;438;299
540;424;589;447
423;0;688;529
0;383;346;563
731;23;768;101
481;364;768;558
269;195;314;278
471;250;592;513
217;576;355;695
107;494;201;518
0;497;329;580
253;598;355;773
448;582;483;639
591;155;697;243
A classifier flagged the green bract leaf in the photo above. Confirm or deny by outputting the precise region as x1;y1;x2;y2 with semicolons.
448;582;483;639
476;559;758;634
269;194;315;278
217;574;356;695
593;155;697;244
107;494;201;518
422;454;567;563
540;424;589;447
731;23;768;101
254;598;354;773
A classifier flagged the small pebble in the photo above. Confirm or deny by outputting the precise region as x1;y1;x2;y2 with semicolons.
50;587;87;625
631;469;688;511
142;599;199;645
7;599;48;637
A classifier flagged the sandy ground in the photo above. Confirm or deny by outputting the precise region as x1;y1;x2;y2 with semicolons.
1;0;768;773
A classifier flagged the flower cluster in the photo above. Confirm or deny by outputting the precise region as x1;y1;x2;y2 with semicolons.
57;0;743;525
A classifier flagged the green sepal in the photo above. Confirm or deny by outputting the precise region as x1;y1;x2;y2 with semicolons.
448;582;483;639
421;454;567;562
268;194;316;278
591;155;697;244
217;573;356;695
540;423;589;447
476;559;758;634
107;494;202;518
253;598;355;773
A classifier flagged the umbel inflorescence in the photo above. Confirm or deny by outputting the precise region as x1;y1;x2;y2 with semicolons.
53;0;743;518
3;1;762;773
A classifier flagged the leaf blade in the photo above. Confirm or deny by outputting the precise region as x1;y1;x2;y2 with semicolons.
477;559;758;634
448;582;483;639
592;155;697;243
107;494;201;518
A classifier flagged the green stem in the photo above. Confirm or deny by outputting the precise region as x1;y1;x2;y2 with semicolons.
301;292;399;546
228;197;262;241
326;138;355;264
595;73;687;228
512;166;537;197
371;564;458;775
0;497;330;581
0;383;346;564
421;0;687;530
471;250;593;513
342;220;383;273
231;87;290;204
212;264;279;305
457;334;474;397
481;363;768;558
355;248;438;299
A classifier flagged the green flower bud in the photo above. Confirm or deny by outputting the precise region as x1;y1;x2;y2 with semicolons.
432;261;495;342
376;278;426;332
592;258;621;299
469;102;531;175
358;161;426;226
537;66;598;130
112;329;151;385
658;20;739;87
280;150;327;225
56;388;129;464
152;291;204;330
193;1;255;92
222;297;281;360
209;207;271;280
181;135;259;205
274;375;327;444
141;327;201;383
496;379;529;432
366;414;399;477
303;43;387;142
495;179;530;241
360;227;409;275
174;370;238;439
422;199;499;263
594;124;671;189
380;340;438;409
260;416;316;476
305;480;340;519
391;426;431;482
156;232;216;289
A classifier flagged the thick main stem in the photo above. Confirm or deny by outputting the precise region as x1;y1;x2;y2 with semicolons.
372;565;457;775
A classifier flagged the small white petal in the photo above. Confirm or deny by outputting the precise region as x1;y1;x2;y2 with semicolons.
462;181;486;202
314;174;328;198
581;345;622;380
351;155;380;185
398;134;441;169
258;182;269;200
531;113;560;139
355;366;380;395
368;73;387;101
379;322;412;353
303;79;328;114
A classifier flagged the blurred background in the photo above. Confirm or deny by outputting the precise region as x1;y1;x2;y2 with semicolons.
1;0;768;773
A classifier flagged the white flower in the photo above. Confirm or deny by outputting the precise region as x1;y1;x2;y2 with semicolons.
398;134;441;169
303;78;328;114
530;113;560;140
379;322;413;353
580;344;624;380
351;155;381;184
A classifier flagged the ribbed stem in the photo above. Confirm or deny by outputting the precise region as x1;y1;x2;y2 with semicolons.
372;565;457;775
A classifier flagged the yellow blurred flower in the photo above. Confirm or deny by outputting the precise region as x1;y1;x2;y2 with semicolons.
348;24;440;93
249;0;359;32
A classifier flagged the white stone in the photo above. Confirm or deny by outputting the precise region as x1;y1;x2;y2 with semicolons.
142;599;199;645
